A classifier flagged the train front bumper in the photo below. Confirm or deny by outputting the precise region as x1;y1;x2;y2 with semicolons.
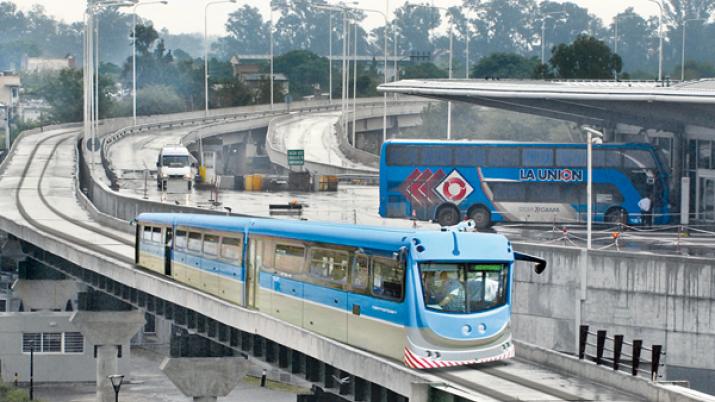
403;334;514;369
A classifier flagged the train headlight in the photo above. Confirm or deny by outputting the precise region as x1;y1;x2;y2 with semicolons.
478;324;487;334
462;324;472;335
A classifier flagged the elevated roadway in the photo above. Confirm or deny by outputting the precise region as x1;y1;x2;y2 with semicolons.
2;115;710;400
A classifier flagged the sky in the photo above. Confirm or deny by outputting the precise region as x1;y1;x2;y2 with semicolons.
8;0;660;36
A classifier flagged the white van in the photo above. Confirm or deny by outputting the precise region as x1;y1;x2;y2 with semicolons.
156;144;195;191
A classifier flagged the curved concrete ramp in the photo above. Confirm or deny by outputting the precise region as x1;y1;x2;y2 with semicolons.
266;112;378;175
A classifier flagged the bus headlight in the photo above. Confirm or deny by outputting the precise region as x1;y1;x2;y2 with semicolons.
462;324;472;336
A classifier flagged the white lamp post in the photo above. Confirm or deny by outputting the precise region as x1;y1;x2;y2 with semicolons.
108;374;125;402
582;126;604;250
681;18;705;81
646;0;664;82
204;0;237;117
132;0;168;125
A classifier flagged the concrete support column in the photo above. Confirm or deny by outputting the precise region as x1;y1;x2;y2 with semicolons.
70;310;145;402
160;357;248;401
96;345;119;402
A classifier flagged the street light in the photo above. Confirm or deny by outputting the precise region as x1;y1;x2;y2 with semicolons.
132;0;168;125
204;0;237;117
269;0;274;110
540;11;567;65
406;3;456;139
646;0;664;82
681;18;705;81
582;126;604;250
108;374;125;402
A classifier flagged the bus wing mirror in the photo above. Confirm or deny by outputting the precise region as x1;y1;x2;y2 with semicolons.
514;252;547;274
394;246;407;264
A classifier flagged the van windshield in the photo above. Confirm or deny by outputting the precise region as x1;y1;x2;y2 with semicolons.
420;263;508;313
162;155;189;167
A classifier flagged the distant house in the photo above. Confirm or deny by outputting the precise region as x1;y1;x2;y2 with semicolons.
0;72;21;107
22;55;75;73
229;56;290;98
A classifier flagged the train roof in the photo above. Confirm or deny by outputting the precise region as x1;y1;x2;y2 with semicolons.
136;213;513;262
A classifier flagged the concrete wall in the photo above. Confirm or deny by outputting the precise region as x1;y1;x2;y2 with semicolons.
511;242;715;393
0;312;129;383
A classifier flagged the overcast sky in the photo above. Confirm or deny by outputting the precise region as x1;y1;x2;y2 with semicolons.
9;0;659;36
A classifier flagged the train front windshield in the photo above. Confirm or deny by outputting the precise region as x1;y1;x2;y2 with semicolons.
420;263;508;313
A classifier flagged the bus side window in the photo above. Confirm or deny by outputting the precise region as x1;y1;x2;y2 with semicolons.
454;147;486;166
386;145;419;166
522;148;554;167
351;254;370;292
152;227;162;243
371;257;404;301
221;236;243;261
175;230;187;249
142;226;153;241
487;147;521;167
203;234;219;256
421;146;452;166
556;148;587;167
187;232;202;252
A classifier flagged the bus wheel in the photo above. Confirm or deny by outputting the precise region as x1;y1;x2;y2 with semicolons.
436;205;461;227
605;208;627;225
469;205;492;230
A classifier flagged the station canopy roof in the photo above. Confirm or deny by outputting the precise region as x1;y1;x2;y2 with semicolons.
378;79;715;132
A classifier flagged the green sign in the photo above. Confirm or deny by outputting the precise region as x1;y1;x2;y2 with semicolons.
287;149;304;166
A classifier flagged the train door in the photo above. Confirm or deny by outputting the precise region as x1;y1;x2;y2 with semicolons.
696;170;715;222
164;228;173;276
134;225;141;264
246;238;259;308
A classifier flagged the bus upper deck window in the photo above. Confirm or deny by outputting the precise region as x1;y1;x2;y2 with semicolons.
421;146;453;166
522;148;554;167
556;148;587;167
487;147;520;167
454;147;487;166
386;145;419;166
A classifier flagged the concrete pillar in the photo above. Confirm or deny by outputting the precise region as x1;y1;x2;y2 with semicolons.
70;310;145;402
160;357;248;401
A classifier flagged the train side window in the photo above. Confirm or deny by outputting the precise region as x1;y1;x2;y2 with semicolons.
351;255;369;292
309;248;349;284
187;232;202;252
274;244;305;274
142;226;153;241
372;257;404;301
175;230;187;249
221;236;243;260
152;227;162;243
203;234;219;256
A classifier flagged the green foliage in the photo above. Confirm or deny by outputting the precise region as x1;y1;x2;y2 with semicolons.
135;85;185;116
471;53;540;79
31;68;115;123
214;78;253;108
546;35;623;79
0;380;41;402
273;50;329;98
674;60;715;80
400;63;448;79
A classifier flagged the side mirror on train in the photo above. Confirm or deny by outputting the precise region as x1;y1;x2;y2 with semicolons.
514;252;547;274
395;246;407;264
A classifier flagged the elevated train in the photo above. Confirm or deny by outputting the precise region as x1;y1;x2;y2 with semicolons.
135;213;545;368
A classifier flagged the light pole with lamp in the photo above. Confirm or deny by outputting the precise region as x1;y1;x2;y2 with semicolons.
132;0;168;125
269;0;274;110
28;341;34;400
646;0;664;82
582;126;604;250
681;17;705;81
204;0;237;118
108;374;125;402
540;11;567;65
406;3;456;139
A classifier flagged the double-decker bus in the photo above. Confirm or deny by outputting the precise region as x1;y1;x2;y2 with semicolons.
379;140;670;229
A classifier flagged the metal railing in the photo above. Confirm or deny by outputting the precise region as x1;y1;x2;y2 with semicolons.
578;325;666;381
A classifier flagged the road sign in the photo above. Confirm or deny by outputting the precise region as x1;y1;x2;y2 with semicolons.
287;149;304;166
86;137;101;152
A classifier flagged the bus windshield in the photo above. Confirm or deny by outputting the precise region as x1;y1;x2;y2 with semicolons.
420;263;508;313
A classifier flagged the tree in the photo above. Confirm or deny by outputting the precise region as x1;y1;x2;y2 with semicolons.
135;85;185;115
39;68;115;123
214;5;270;59
214;78;253;108
471;53;539;79
400;62;448;79
272;50;329;98
390;3;441;54
466;0;539;56
674;60;715;80
547;34;622;79
610;8;658;74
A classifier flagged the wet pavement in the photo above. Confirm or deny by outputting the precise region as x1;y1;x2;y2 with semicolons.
33;347;307;402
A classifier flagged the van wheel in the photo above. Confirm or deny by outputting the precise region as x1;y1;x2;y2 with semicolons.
469;205;492;230
436;205;461;227
605;207;627;225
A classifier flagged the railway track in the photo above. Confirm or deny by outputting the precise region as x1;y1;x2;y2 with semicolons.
7;128;646;402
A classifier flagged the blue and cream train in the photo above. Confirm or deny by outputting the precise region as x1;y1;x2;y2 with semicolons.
135;213;545;369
